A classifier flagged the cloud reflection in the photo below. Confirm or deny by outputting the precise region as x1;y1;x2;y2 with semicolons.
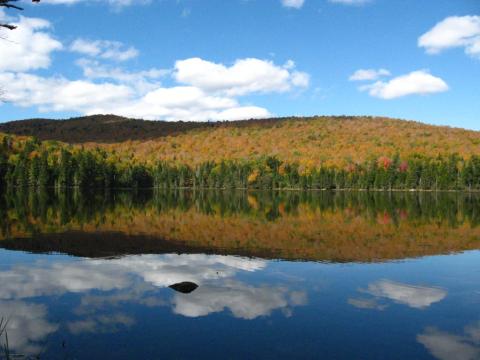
349;279;447;310
0;253;306;353
418;323;480;360
0;254;266;301
68;313;135;335
173;280;306;319
0;300;58;355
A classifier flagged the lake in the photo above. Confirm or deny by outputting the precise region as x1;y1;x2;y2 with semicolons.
0;190;479;359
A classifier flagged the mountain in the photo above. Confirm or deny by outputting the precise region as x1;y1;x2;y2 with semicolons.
0;114;216;143
1;115;480;167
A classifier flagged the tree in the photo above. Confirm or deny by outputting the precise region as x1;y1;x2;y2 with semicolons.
38;151;50;187
1;1;40;31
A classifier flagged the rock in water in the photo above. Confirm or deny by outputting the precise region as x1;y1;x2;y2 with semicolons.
169;282;199;294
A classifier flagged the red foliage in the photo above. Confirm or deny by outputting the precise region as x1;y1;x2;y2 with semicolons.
378;156;392;170
399;161;409;173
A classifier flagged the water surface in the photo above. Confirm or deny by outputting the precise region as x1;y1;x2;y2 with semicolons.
0;190;479;359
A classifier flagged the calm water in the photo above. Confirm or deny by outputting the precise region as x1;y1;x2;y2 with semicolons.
0;190;480;359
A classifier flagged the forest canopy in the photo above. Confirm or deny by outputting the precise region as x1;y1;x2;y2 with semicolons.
1;128;480;192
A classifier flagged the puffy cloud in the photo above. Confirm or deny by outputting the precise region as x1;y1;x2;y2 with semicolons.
0;16;62;72
1;12;308;121
0;71;272;121
362;279;447;309
349;68;390;81
418;324;480;360
71;39;139;61
174;57;309;96
360;70;448;99
0;72;134;113
281;0;305;9
86;85;272;121
418;16;480;58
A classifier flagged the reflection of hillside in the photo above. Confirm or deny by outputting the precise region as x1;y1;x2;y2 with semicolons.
1;191;480;262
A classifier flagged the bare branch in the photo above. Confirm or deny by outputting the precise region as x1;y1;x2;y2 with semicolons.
0;24;16;30
0;1;40;30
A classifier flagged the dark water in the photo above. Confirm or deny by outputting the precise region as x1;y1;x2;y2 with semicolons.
0;190;480;359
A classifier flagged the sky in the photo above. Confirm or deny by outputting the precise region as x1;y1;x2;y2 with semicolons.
0;0;479;129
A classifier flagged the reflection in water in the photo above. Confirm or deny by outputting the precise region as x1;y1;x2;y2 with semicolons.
351;280;447;309
67;313;136;335
0;253;307;355
0;190;479;358
169;281;199;294
172;280;307;319
1;189;480;261
0;300;58;355
0;254;265;300
418;323;480;360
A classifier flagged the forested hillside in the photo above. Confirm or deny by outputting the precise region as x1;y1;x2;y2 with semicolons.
1;127;480;191
94;116;480;168
0;115;216;143
2;116;480;169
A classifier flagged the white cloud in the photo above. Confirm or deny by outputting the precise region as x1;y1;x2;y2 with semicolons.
76;58;168;92
1;54;311;120
0;71;272;121
360;70;448;99
281;0;305;9
362;279;447;309
1;13;308;121
174;57;309;96
0;16;62;72
419;16;480;58
329;0;372;5
71;38;139;61
349;68;390;81
85;85;272;121
0;72;134;113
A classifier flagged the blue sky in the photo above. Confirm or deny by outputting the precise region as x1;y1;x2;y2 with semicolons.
0;0;479;129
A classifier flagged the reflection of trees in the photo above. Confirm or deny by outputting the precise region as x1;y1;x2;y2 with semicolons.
1;190;480;261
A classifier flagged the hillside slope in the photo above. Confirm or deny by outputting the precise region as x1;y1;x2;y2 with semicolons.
90;116;480;167
1;115;480;167
0;115;216;143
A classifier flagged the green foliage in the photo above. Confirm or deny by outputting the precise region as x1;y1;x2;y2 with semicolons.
1;135;480;192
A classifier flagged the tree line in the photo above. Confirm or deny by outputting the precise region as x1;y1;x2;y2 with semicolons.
1;135;480;192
